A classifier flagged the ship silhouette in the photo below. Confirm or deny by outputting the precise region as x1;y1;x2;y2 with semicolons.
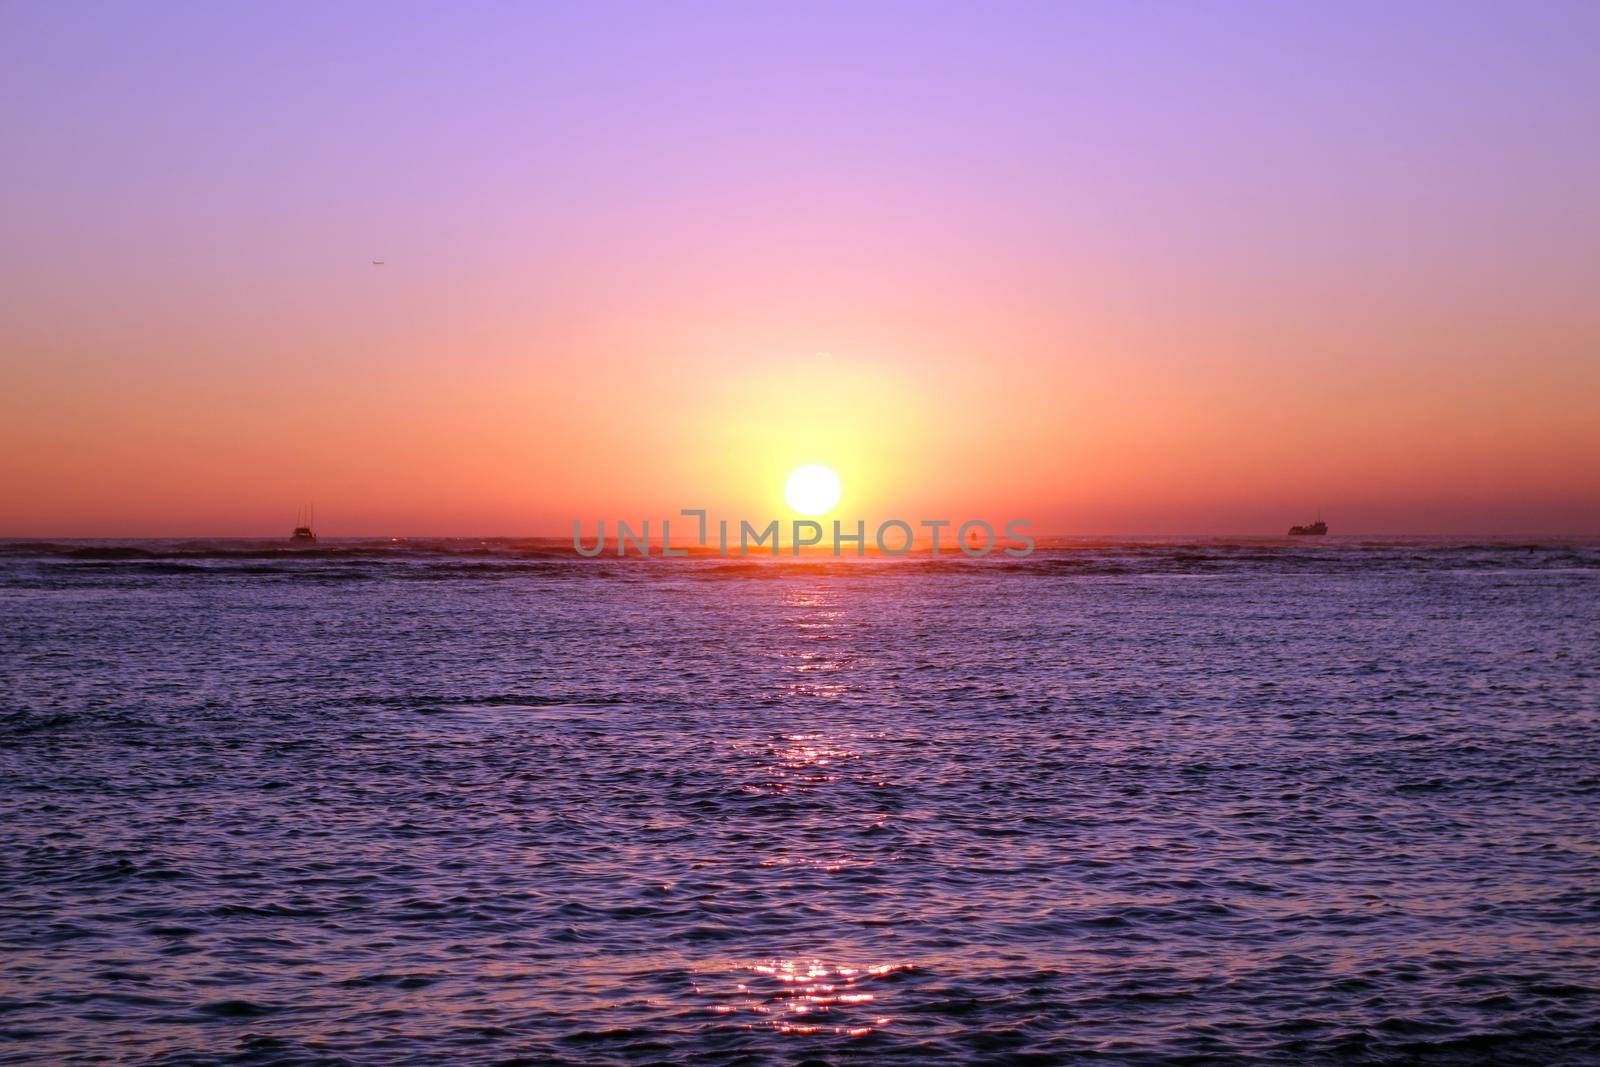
1288;518;1327;536
290;504;316;544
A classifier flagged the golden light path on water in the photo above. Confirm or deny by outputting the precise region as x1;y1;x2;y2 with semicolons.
702;726;909;1037
780;588;850;701
692;583;912;1039
694;958;910;1037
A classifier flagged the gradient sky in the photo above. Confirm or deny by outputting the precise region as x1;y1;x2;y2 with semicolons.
3;1;1597;536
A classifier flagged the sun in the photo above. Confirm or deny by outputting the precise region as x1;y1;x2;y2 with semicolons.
784;464;842;516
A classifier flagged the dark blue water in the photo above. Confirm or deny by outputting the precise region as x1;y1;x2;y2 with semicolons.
2;538;1598;1064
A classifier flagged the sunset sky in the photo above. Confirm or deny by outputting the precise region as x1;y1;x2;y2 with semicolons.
2;1;1597;536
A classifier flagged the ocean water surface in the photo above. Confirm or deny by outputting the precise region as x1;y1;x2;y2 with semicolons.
2;537;1598;1064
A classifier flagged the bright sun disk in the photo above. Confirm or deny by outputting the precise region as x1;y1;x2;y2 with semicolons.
784;464;842;516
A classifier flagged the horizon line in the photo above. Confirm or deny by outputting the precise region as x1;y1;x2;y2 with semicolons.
4;530;1598;541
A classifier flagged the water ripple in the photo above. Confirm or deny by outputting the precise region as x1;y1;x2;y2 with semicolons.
0;539;1597;1063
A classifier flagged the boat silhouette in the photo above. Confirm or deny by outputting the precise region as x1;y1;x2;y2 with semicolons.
1288;519;1327;536
290;504;317;544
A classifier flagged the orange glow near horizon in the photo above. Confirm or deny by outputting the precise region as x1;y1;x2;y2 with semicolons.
5;306;1595;536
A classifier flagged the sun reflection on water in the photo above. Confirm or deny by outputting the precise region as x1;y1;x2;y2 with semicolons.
698;592;915;1042
732;732;871;796
695;957;912;1037
780;588;853;699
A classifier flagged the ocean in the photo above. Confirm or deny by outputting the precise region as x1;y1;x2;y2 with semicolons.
2;537;1598;1064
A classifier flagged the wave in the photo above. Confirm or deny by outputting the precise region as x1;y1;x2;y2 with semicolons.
2;536;1597;582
